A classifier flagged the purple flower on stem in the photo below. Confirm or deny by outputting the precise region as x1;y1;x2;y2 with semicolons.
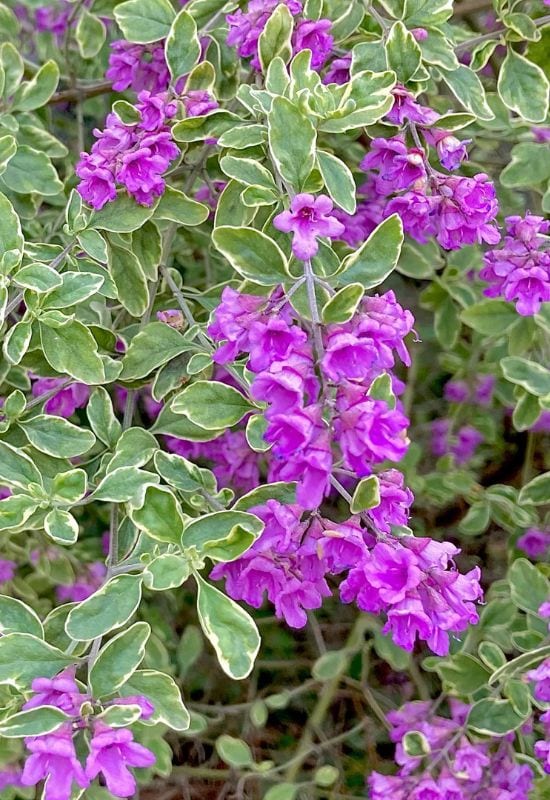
424;129;470;171
85;723;156;798
273;193;345;260
434;173;500;250
323;53;352;84
480;214;550;316
23;668;87;716
384;191;435;244
526;658;550;703
184;90;219;117
444;379;469;403
361;136;427;194
292;19;334;70
106;40;170;95
367;469;414;533
21;727;89;800
517;528;550;559
452;425;484;463
386;85;439;126
0;558;16;583
226;0;303;69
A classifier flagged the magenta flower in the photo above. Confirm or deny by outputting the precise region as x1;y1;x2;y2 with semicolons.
384;191;436;243
367;469;414;533
75;154;117;210
56;561;106;604
517;528;550;559
23;668;87;716
480;213;550;316
208;286;266;363
444;379;469;403
106;40;170;95
184;90;218;117
361;136;427;194
385;85;439;126
452;425;484;463
322;329;379;383
157;308;185;329
434;173;500;250
21;727;89;800
85;723;155;798
526;659;550;702
137;90;177;131
273;193;345;260
292;19;334;70
226;0;303;69
323;53;352;84
0;558;16;583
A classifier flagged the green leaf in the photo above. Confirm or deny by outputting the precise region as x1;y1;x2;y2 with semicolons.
385;21;422;83
490;645;550;685
87;387;122;448
172;380;256;430
268;95;316;189
0;134;16;176
213;225;290;285
106;428;158;471
319;70;395;132
498;49;549;123
0;596;43;638
0;191;23;271
42;272;104;309
418;28;458;70
403;0;453;26
0;494;39;531
2;146;63;196
91;193;156;232
183;510;263;562
350;475;381;513
0;441;42;489
501;356;550;397
322;283;364;324
52;469;87;504
121;669;190;730
97;704;143;728
504;678;531;717
114;0;176;43
373;629;410;670
121;321;193;380
75;8;106;58
467;698;527;736
12;61;59;112
144;554;190;591
402;731;430;757
0;633;72;687
512;391;541;432
2;319;32;365
129;485;186;544
338;214;403;289
312;649;348;681
177;625;203;679
218;124;267;150
439;65;494;120
241;185;279;207
478;641;507;671
65;574;143;641
259;3;294;70
509;558;550;615
501;142;550;188
155;186;209;226
314;766;339;788
152;404;224;442
154;449;213;493
14;263;62;293
0;706;69;738
44;509;79;545
264;784;299;800
40;320;105;384
196;573;260;679
233;481;297;511
165;10;200;80
108;243;149;317
219;155;277;191
92;467;159;505
458;502;490;536
435;653;491;695
317;151;356;214
172;110;242;143
90;621;150;699
21;415;95;458
519;472;550;505
461;300;519;335
77;229;108;263
216;735;254;768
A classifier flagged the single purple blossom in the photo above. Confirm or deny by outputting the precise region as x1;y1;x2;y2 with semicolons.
273;193;345;260
85;723;156;798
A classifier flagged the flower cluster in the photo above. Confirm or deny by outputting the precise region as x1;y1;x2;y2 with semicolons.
106;40;170;95
76;91;179;209
431;419;484;464
334;88;500;251
517;528;550;560
369;700;534;799
527;659;550;773
20;668;155;799
212;499;482;654
480;214;550;316
208;281;413;510
226;0;334;71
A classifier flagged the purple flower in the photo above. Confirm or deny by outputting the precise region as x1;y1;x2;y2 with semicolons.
361;136;427;194
475;374;495;405
335;387;410;476
106;40;170;94
208;287;265;363
452;425;483;463
532;126;550;143
109;696;155;720
526;658;550;703
23;668;87;716
480;214;550;316
247;317;308;373
31;377;90;418
85;723;155;797
136;90;177;132
424;129;470;171
272;425;333;509
157;308;185;329
226;0;303;69
184;90;219;117
367;469;414;533
36;2;71;36
430;418;450;457
0;766;23;791
323;53;352;84
434;173;500;250
517;528;550;559
444;379;469;403
0;558;16;583
75;154;117;210
56;562;106;604
386;85;439;126
22;727;89;800
384;191;435;243
322;329;379;383
292;19;334;70
273;193;345;260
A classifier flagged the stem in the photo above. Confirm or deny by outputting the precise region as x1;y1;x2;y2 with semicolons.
304;259;325;359
455;14;550;51
283;615;370;781
521;431;536;486
47;80;113;106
